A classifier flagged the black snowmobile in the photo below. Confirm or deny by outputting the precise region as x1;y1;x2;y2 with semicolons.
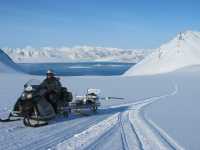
0;79;72;127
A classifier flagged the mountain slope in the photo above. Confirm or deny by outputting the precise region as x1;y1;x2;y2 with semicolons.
124;31;200;76
2;46;151;63
0;49;22;73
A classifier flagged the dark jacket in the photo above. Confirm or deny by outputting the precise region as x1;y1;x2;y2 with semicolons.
40;77;62;94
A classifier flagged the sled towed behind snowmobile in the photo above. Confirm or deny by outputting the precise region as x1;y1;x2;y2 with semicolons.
69;89;101;113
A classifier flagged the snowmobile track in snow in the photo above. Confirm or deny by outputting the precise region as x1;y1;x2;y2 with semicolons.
85;111;143;150
119;112;131;150
84;116;120;150
0;114;110;150
22;116;109;150
58;84;183;150
126;84;184;150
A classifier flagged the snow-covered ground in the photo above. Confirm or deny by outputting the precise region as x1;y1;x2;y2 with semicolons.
145;66;200;150
1;66;199;149
0;73;176;150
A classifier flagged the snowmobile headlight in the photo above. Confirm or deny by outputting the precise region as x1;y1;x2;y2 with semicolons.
21;93;26;100
26;93;33;99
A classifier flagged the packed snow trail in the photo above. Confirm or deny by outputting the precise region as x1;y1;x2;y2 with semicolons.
0;114;112;150
57;84;184;150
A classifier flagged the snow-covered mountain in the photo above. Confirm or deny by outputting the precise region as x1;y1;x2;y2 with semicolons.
0;49;22;73
2;46;150;63
124;31;200;76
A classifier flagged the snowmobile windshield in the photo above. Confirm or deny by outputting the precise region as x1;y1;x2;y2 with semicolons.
24;79;41;89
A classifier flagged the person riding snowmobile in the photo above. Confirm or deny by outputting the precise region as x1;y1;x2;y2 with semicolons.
39;69;62;112
0;76;72;127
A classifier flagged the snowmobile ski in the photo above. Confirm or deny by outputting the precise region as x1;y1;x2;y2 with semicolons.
23;117;48;127
0;113;21;122
0;117;21;122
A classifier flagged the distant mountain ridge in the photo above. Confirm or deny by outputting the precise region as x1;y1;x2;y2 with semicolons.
2;46;152;63
124;31;200;76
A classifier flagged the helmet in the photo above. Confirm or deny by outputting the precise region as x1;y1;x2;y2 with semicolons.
46;69;54;76
25;85;34;92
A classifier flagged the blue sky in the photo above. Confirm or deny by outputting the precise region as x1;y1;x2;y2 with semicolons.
0;0;200;49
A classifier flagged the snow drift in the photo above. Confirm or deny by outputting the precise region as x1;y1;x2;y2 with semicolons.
124;31;200;76
0;49;22;73
2;46;151;63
